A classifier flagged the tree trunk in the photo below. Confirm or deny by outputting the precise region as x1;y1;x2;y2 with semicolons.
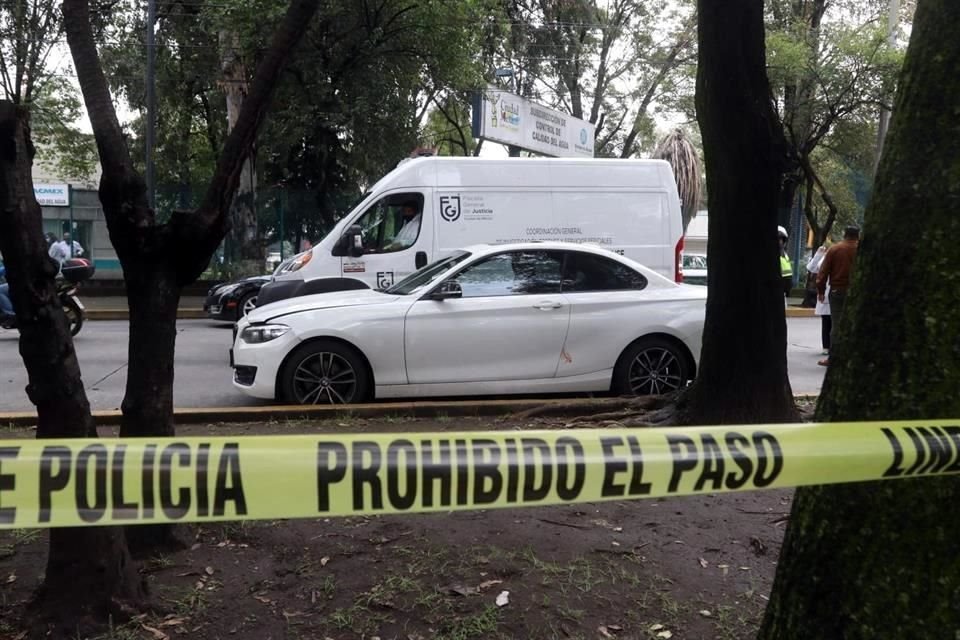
759;1;960;636
675;0;796;425
0;101;144;635
220;29;261;268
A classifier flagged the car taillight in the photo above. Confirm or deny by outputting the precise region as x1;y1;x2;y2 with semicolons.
675;236;684;283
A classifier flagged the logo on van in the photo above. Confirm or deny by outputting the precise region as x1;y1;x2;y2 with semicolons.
439;195;461;222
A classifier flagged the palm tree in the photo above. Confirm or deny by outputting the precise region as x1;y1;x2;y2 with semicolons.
653;128;702;232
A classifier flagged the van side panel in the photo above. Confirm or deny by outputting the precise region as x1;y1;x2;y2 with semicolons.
550;190;670;275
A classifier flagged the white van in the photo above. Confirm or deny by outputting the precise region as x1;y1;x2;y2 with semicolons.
257;157;685;305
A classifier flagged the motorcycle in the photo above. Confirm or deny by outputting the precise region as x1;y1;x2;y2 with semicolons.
0;258;92;337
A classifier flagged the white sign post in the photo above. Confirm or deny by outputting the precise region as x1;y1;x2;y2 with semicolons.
33;183;70;207
473;86;595;158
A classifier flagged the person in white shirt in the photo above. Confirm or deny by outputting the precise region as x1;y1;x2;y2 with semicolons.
385;202;421;251
49;233;84;262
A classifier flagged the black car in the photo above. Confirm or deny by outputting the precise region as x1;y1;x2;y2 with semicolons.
204;275;271;321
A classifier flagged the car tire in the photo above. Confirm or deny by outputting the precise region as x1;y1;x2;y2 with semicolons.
613;337;691;396
279;340;371;405
238;292;258;320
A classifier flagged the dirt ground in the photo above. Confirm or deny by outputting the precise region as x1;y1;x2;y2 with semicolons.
0;413;797;640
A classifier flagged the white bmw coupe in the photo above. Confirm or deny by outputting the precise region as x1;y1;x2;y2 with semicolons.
231;242;707;405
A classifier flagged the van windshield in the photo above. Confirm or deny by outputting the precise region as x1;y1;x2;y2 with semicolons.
385;251;471;295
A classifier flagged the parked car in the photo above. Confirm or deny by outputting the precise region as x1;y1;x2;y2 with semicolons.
204;275;271;321
204;252;309;321
231;242;707;405
682;253;708;286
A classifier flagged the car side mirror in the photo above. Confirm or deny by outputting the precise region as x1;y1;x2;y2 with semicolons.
342;224;363;258
431;280;462;300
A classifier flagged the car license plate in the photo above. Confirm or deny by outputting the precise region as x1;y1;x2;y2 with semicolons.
72;297;85;311
229;348;234;367
210;305;221;314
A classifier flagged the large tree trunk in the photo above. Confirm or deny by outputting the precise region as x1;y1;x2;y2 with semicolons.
675;0;796;425
759;1;960;636
0;102;144;634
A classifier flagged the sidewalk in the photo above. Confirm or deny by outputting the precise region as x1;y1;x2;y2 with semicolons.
77;296;813;320
83;296;206;320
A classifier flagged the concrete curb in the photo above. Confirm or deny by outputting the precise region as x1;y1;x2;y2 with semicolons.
83;308;816;321
0;398;583;428
1;395;823;428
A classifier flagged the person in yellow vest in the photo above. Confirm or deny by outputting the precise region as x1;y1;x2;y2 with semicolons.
778;226;793;302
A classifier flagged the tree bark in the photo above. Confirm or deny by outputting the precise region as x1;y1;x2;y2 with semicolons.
63;0;322;552
0;101;144;635
675;0;796;425
759;1;960;636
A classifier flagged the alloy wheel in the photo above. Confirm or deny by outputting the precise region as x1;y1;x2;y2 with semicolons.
242;295;258;317
628;346;683;395
292;351;358;404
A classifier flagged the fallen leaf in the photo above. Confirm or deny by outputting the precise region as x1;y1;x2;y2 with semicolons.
5;573;16;584
445;584;477;597
282;610;306;619
176;571;201;577
607;624;622;631
194;581;205;590
253;594;273;604
11;631;27;640
598;625;614;638
649;624;664;631
190;543;201;551
204;566;215;576
495;590;510;607
477;579;502;590
611;541;621;547
613;526;623;532
657;631;673;639
320;556;330;567
698;557;708;568
739;566;751;571
141;623;169;640
159;618;187;627
699;610;712;617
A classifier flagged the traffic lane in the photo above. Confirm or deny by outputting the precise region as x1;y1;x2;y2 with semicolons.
0;317;827;413
0;319;262;412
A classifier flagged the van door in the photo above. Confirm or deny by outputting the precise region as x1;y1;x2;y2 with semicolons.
337;190;432;289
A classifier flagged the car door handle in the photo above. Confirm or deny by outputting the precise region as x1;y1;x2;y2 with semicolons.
533;300;563;310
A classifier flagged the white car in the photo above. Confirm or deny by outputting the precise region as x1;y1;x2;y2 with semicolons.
231;242;707;404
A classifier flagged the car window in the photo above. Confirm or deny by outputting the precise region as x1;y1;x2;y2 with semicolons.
352;192;424;254
683;255;707;269
454;251;564;298
562;252;647;292
386;251;471;295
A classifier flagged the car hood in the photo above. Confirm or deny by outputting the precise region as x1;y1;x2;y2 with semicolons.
248;289;400;322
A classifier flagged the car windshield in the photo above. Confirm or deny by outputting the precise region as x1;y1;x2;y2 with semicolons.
385;251;471;295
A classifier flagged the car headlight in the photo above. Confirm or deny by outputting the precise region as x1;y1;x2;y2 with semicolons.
287;251;313;272
240;324;290;344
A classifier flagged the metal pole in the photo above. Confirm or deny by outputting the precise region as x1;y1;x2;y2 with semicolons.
278;190;285;261
873;0;900;176
68;184;75;259
145;0;157;210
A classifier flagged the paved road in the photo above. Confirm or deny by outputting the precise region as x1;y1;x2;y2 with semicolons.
0;318;828;413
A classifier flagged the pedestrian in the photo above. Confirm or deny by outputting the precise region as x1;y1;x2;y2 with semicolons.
778;226;793;304
0;261;13;325
806;243;831;356
49;232;84;263
816;226;860;366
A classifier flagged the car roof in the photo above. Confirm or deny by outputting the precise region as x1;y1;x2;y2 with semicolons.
456;241;677;286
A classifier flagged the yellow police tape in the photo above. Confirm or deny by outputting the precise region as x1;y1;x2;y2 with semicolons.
0;420;957;529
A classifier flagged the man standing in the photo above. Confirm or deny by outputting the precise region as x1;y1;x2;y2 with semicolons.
816;225;860;366
49;232;84;262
